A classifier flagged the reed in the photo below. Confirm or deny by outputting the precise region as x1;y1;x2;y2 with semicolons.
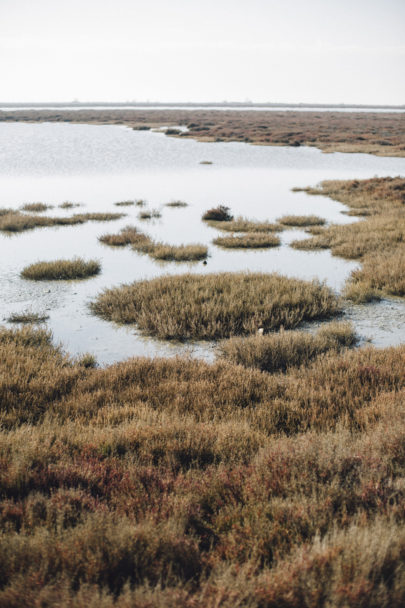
90;272;340;339
21;258;101;281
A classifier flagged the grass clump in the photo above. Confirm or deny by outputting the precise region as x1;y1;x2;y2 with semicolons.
207;216;282;232
218;321;357;372
114;200;135;207
202;205;233;221
213;233;280;248
7;311;49;324
200;160;213;164
0;211;124;233
138;242;208;261
344;248;405;301
21;258;101;281
99;226;148;247
21;202;52;213
165;200;188;207
138;209;161;220
58;201;80;209
278;214;326;227
91;272;340;340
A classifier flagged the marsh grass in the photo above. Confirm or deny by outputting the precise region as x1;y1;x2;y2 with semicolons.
0;325;405;604
200;160;213;164
0;211;124;233
21;202;52;213
7;311;49;324
138;209;162;220
291;178;405;299
91;272;340;340
114;200;135;206
138;242;208;261
213;233;280;248
98;226;148;247
58;201;81;209
218;321;357;372
202;205;233;221
207;216;282;233
21;258;101;281
165;200;188;207
278;214;326;227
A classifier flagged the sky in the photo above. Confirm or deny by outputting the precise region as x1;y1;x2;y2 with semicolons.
0;0;404;104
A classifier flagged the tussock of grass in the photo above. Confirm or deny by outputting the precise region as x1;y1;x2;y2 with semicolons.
21;258;101;281
138;242;208;261
0;325;405;603
207;216;282;232
138;209;161;220
21;202;52;213
200;160;213;164
7;311;49;324
0;211;124;233
218;321;357;372
202;205;233;221
99;226;148;247
165;200;188;207
213;233;280;248
91;272;340;340
345;248;405;300
114;200;135;206
58;201;80;209
0;207;15;216
278;214;326;227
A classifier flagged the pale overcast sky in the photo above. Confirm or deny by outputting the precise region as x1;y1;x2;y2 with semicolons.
0;0;404;104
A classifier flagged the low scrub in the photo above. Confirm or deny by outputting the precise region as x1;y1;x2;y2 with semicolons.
0;325;405;603
218;321;357;372
213;233;280;248
202;205;233;221
21;258;101;281
278;214;326;227
91;272;340;340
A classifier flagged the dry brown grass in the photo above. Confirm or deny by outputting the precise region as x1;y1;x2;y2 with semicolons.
21;258;101;281
213;233;280;248
58;201;81;209
90;272;340;340
4;108;404;156
114;200;135;206
290;177;405;300
138;242;208;261
138;209;162;220
165;200;188;207
7;311;49;324
278;214;326;227
218;321;357;372
98;226;148;247
21;202;52;212
0;325;405;604
0;211;124;233
207;216;282;233
202;205;233;221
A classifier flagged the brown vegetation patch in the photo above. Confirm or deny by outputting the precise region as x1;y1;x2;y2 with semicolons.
2;108;404;156
99;226;148;247
278;214;326;227
0;210;124;233
213;233;280;248
90;272;340;340
290;177;405;300
7;311;49;324
21;202;52;212
0;325;405;603
21;258;101;281
202;205;233;221
207;216;282;232
165;200;188;207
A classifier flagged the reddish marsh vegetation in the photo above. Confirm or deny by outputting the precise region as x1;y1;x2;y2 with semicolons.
2;108;404;156
0;325;405;606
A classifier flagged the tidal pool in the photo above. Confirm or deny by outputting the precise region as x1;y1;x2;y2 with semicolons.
0;122;404;364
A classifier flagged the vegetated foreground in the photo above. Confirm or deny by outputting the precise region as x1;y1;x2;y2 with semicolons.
91;272;340;340
291;177;405;301
1;108;405;156
1;324;405;606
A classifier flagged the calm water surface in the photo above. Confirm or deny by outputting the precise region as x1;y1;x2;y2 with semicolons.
1;123;404;364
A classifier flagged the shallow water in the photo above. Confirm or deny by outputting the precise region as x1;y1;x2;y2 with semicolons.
0;122;404;364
